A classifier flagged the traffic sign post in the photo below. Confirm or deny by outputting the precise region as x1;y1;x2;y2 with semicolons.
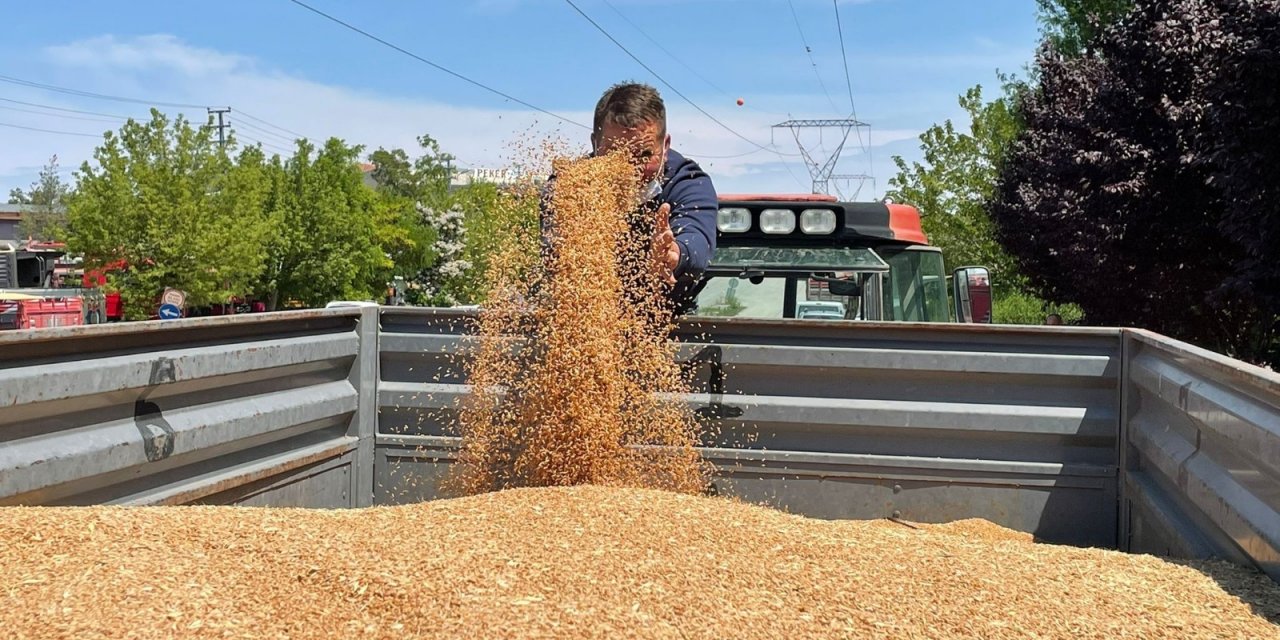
161;288;187;309
158;303;182;320
159;287;186;321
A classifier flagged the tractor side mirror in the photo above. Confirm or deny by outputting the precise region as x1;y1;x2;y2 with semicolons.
953;266;993;323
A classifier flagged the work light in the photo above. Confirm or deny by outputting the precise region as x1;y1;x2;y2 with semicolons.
716;207;751;233
800;209;837;235
759;209;796;234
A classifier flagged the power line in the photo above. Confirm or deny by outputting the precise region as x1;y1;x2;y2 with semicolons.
0;74;320;149
0;104;121;124
0;121;103;138
236;110;316;142
601;0;791;120
0;98;294;154
564;0;800;157
787;0;841;114
285;0;590;130
832;0;867;155
834;0;855;120
234;118;301;145
601;0;729;97
0;73;206;109
0;96;133;120
238;135;295;156
691;148;765;160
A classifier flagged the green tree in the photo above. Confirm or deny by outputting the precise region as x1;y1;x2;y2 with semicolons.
367;134;481;305
370;189;439;291
887;82;1026;295
1036;0;1135;58
991;0;1280;364
451;181;512;304
256;138;389;309
9;155;71;242
67;110;273;319
884;0;1132;324
368;134;455;207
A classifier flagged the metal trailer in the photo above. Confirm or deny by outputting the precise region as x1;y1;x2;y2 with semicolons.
0;307;1276;585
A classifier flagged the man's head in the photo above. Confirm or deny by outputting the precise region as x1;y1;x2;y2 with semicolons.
1045;313;1064;326
592;82;670;185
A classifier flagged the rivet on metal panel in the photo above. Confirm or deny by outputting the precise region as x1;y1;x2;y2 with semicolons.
893;484;903;494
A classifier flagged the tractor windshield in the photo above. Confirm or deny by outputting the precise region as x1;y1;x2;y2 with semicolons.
692;244;951;323
693;246;888;320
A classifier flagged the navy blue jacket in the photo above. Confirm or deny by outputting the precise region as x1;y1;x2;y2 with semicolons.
540;149;719;312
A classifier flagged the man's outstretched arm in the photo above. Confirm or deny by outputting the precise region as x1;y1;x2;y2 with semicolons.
666;173;718;280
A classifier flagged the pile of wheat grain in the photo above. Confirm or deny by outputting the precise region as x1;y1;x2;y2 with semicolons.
2;486;1276;639
447;150;707;496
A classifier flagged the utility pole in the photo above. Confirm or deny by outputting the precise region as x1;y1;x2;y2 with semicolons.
207;107;231;146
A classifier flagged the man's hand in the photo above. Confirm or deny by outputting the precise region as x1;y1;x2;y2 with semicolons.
652;203;680;286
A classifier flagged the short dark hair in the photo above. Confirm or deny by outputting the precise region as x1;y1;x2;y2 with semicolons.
593;82;666;143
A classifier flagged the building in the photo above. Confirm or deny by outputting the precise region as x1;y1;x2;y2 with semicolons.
358;161;537;194
358;163;378;190
1;204;29;242
449;167;525;189
0;203;70;244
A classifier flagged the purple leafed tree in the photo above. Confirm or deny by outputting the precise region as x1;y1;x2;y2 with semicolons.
991;0;1280;365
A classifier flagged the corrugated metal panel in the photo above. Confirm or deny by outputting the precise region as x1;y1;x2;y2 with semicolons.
0;243;14;289
375;308;1123;547
1122;330;1280;582
0;309;375;507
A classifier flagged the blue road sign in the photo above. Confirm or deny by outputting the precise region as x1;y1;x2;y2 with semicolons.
158;303;182;320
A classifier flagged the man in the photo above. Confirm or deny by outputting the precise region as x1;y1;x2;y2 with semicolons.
541;82;718;314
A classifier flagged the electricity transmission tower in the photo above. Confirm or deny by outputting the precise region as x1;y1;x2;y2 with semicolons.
772;118;873;198
830;173;875;201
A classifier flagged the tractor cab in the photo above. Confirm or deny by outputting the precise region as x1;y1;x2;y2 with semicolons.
693;194;992;323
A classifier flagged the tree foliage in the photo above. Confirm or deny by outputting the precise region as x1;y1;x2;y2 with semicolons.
1036;0;1135;57
452;181;541;305
993;291;1084;325
368;135;454;207
887;82;1026;294
991;0;1280;364
366;134;490;306
65;110;421;316
256;138;389;309
67;111;273;320
885;0;1134;324
9;155;71;242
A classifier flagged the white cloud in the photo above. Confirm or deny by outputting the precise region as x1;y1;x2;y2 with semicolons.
1;33;934;199
46;34;252;77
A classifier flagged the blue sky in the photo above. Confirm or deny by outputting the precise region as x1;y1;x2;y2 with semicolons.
1;0;1043;199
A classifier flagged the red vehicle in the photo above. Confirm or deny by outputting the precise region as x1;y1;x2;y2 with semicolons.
0;295;84;330
82;259;127;321
82;259;267;321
